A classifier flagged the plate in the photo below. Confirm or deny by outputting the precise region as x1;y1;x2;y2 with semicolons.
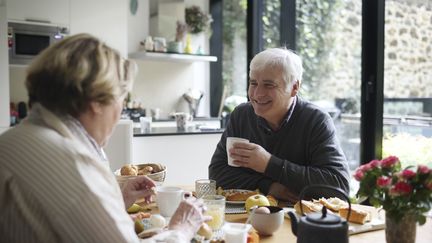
221;189;257;204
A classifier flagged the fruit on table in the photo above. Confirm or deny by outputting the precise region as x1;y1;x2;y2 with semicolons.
197;222;213;240
127;203;142;213
245;194;270;211
254;206;271;214
247;230;260;243
135;220;145;234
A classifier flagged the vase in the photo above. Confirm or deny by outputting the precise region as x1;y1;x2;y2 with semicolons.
385;212;416;243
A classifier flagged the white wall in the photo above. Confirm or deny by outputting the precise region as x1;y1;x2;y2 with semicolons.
70;0;128;56
133;133;221;185
0;0;10;132
128;0;149;54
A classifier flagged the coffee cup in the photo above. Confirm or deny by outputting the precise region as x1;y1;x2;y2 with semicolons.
156;186;190;217
175;112;193;130
226;137;250;167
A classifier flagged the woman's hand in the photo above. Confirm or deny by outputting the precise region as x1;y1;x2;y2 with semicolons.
121;176;156;209
168;197;212;240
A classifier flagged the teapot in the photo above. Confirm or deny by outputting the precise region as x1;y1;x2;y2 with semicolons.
287;185;351;243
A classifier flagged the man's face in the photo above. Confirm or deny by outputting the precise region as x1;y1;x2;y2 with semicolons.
248;66;294;127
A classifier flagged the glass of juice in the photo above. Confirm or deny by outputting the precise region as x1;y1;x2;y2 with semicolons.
202;195;226;231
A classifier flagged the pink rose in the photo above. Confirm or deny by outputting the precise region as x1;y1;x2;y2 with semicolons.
360;163;372;172
354;169;364;181
376;176;392;188
381;156;399;168
401;169;416;180
369;159;380;169
389;181;412;196
417;165;430;175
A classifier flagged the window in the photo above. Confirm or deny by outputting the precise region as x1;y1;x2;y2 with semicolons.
383;0;432;168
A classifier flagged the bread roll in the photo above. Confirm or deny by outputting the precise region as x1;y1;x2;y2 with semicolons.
339;207;370;224
121;164;138;176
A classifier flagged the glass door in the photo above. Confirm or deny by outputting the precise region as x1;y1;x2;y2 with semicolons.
383;0;432;168
294;0;363;171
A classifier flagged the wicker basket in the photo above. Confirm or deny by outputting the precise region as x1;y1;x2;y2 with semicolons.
115;163;167;186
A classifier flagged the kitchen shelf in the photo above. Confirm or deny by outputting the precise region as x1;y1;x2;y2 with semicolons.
128;51;217;63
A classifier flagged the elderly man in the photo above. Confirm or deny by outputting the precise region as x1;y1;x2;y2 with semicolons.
209;48;350;203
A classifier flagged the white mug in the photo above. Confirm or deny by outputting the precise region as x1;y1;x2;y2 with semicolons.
156;186;190;217
139;116;152;132
226;137;250;167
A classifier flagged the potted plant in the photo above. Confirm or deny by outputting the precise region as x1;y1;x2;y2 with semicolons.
185;5;212;34
354;156;432;243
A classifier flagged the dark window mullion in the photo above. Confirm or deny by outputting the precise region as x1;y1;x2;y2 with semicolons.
360;0;385;163
209;0;223;117
247;0;264;96
280;0;296;49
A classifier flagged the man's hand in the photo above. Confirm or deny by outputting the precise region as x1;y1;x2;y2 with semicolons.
229;141;271;173
121;176;156;209
268;182;299;204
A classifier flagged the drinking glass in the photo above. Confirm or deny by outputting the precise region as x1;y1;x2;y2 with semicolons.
202;195;225;231
195;179;216;198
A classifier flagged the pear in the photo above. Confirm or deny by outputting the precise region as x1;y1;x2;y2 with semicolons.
134;220;145;234
127;203;142;213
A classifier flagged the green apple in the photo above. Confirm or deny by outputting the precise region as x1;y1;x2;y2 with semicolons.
245;194;270;211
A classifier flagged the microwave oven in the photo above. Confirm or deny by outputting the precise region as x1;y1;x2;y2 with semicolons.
8;21;68;65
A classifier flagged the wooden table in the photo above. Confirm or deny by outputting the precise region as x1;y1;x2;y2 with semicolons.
146;186;432;242
226;213;432;243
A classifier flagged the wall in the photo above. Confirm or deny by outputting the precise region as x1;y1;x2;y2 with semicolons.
0;0;10;133
70;0;127;56
8;0;212;118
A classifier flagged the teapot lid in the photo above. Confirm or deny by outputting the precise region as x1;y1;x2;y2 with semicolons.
306;206;342;225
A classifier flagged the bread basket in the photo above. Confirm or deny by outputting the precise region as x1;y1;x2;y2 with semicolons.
115;163;167;186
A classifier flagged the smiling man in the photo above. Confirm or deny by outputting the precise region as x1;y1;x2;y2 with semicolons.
209;48;350;203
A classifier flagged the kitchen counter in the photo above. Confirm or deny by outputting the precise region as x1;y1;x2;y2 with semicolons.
133;126;224;136
133;117;224;137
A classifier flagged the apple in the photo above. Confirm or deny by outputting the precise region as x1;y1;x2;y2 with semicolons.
245;194;270;211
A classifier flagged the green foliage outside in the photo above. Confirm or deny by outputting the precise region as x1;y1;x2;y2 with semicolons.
296;0;342;100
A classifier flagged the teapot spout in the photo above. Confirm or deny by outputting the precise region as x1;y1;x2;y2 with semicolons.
287;211;299;236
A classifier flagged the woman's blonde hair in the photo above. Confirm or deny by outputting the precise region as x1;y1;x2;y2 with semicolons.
26;33;137;117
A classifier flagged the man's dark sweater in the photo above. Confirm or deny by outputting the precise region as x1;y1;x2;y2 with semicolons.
209;97;350;196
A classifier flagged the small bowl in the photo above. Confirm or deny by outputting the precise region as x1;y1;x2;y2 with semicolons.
250;206;284;235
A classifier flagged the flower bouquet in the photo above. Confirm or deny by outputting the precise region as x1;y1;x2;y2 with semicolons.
354;156;432;224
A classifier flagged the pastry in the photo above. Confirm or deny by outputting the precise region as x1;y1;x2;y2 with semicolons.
339;207;370;224
318;197;349;212
225;190;259;201
294;200;323;214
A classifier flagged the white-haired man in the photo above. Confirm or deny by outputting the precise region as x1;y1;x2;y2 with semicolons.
209;48;350;203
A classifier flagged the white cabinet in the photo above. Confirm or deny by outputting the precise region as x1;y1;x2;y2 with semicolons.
7;0;70;27
133;133;221;185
